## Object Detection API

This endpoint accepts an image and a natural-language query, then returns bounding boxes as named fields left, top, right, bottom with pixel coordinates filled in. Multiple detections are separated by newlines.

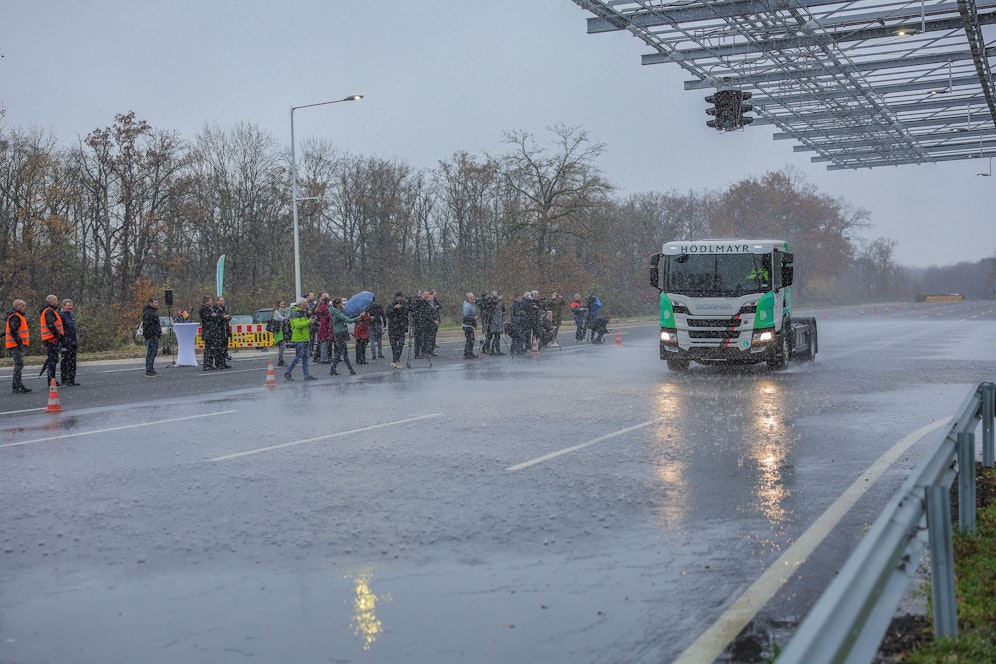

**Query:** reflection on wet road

left=3, top=300, right=995, bottom=663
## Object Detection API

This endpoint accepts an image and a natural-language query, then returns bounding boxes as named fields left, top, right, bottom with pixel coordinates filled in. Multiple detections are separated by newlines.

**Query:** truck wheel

left=767, top=332, right=789, bottom=370
left=666, top=357, right=690, bottom=372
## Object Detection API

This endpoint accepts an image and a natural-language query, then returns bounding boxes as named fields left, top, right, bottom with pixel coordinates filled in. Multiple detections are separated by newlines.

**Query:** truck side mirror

left=650, top=253, right=662, bottom=289
left=780, top=252, right=794, bottom=287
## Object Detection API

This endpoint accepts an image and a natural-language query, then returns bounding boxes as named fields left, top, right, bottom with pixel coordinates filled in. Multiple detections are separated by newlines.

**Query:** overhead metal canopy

left=569, top=0, right=996, bottom=169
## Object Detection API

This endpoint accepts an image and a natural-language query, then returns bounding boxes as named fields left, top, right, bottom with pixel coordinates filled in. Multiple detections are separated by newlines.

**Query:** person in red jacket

left=353, top=310, right=371, bottom=365
left=5, top=298, right=31, bottom=393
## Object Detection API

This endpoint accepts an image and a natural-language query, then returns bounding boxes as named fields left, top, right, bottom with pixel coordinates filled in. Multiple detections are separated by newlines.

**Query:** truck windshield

left=665, top=253, right=771, bottom=296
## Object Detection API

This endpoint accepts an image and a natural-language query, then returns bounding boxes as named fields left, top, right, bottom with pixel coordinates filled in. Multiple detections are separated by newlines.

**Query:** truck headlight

left=751, top=329, right=775, bottom=344
left=660, top=328, right=678, bottom=344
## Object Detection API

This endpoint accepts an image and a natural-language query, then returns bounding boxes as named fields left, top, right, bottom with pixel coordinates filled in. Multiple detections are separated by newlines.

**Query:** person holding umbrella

left=329, top=297, right=361, bottom=376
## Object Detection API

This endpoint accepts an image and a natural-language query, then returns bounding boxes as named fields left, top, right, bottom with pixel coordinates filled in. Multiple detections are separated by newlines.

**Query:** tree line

left=1, top=110, right=988, bottom=353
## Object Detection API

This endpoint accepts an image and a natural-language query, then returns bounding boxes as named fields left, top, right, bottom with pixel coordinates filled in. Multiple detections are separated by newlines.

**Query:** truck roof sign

left=662, top=239, right=789, bottom=255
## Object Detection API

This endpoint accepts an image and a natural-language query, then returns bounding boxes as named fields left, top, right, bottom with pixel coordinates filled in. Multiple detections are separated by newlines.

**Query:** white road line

left=506, top=418, right=664, bottom=471
left=207, top=413, right=443, bottom=462
left=1, top=410, right=239, bottom=449
left=0, top=407, right=46, bottom=416
left=673, top=418, right=949, bottom=664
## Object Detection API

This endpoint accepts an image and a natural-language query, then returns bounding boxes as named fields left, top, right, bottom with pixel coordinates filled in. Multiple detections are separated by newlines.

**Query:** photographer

left=462, top=293, right=478, bottom=359
left=283, top=298, right=317, bottom=380
left=480, top=291, right=505, bottom=355
left=386, top=291, right=410, bottom=369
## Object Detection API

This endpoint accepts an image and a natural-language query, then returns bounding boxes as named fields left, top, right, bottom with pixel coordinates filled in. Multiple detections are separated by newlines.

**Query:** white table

left=172, top=322, right=200, bottom=367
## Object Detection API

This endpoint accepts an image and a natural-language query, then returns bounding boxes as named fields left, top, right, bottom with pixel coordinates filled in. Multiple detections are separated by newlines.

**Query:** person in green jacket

left=284, top=298, right=317, bottom=381
left=329, top=297, right=360, bottom=376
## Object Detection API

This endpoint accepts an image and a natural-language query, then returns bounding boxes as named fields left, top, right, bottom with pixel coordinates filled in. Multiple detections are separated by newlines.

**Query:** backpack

left=265, top=317, right=279, bottom=333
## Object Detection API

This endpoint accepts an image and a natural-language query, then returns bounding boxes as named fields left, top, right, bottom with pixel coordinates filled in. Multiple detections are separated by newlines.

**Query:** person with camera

left=544, top=290, right=565, bottom=346
left=366, top=296, right=386, bottom=360
left=570, top=293, right=588, bottom=344
left=509, top=293, right=528, bottom=355
left=284, top=298, right=317, bottom=381
left=268, top=299, right=289, bottom=366
left=419, top=290, right=440, bottom=359
left=315, top=293, right=334, bottom=363
left=386, top=291, right=409, bottom=369
left=462, top=293, right=479, bottom=359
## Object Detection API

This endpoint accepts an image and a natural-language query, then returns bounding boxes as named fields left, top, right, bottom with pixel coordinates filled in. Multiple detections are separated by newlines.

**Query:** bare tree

left=498, top=124, right=613, bottom=277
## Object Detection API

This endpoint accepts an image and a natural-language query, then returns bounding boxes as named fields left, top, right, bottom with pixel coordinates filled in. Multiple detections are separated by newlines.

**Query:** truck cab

left=650, top=239, right=816, bottom=371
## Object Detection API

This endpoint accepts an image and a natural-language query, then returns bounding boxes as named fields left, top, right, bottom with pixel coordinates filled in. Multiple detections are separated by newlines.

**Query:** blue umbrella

left=343, top=291, right=374, bottom=317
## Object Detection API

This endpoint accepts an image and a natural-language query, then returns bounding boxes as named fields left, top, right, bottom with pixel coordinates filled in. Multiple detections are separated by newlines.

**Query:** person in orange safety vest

left=39, top=294, right=65, bottom=386
left=5, top=298, right=31, bottom=393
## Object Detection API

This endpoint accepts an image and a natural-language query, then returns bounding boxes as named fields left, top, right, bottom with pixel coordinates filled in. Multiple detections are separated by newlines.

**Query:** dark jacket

left=142, top=305, right=162, bottom=340
left=367, top=301, right=385, bottom=330
left=60, top=310, right=78, bottom=347
left=386, top=298, right=409, bottom=333
left=199, top=303, right=220, bottom=341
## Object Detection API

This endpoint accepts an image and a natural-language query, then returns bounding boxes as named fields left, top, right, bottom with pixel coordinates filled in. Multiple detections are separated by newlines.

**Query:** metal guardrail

left=777, top=382, right=996, bottom=664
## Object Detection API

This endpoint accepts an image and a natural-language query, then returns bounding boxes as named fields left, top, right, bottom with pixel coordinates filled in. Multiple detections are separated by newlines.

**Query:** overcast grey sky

left=2, top=1, right=991, bottom=267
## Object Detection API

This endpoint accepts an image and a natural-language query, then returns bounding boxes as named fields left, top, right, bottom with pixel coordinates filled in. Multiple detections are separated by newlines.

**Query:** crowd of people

left=4, top=294, right=80, bottom=394
left=4, top=288, right=612, bottom=392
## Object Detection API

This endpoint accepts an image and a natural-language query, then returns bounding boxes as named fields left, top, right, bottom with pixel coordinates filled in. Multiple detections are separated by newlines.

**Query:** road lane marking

left=0, top=410, right=239, bottom=449
left=673, top=417, right=949, bottom=664
left=506, top=418, right=665, bottom=471
left=0, top=407, right=46, bottom=416
left=207, top=413, right=443, bottom=461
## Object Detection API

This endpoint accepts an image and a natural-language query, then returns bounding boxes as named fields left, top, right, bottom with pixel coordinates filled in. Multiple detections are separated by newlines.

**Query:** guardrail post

left=957, top=432, right=977, bottom=535
left=982, top=383, right=995, bottom=468
left=925, top=485, right=958, bottom=640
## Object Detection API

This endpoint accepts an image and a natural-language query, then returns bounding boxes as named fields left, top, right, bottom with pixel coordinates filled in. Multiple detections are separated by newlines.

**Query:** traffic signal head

left=705, top=89, right=754, bottom=131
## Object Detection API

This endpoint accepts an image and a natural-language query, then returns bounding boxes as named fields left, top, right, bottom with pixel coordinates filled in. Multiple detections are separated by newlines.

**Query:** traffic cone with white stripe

left=45, top=378, right=63, bottom=413
left=265, top=359, right=277, bottom=388
left=615, top=329, right=622, bottom=345
left=531, top=335, right=539, bottom=355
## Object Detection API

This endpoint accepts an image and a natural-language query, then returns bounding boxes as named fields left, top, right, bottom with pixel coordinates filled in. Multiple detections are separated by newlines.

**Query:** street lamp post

left=290, top=94, right=363, bottom=299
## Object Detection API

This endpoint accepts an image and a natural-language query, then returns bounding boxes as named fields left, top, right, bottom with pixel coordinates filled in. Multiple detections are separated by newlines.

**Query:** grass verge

left=898, top=466, right=996, bottom=663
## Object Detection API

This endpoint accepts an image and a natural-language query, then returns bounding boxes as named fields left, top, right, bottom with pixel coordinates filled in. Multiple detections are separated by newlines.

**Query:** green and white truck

left=649, top=239, right=818, bottom=371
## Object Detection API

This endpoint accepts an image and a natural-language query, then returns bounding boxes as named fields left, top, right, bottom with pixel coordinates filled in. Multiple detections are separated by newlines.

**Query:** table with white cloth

left=171, top=322, right=200, bottom=367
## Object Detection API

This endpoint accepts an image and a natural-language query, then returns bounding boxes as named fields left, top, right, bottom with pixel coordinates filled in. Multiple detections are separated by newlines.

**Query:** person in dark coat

left=589, top=315, right=611, bottom=344
left=509, top=293, right=528, bottom=355
left=214, top=296, right=232, bottom=368
left=142, top=297, right=163, bottom=376
left=59, top=299, right=80, bottom=386
left=366, top=297, right=386, bottom=360
left=199, top=295, right=219, bottom=370
left=386, top=291, right=409, bottom=368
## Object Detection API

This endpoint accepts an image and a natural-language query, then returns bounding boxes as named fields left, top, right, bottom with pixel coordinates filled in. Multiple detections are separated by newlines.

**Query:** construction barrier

left=195, top=323, right=273, bottom=350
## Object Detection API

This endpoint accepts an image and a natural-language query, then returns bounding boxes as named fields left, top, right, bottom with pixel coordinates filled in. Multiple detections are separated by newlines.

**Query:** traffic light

left=705, top=89, right=754, bottom=131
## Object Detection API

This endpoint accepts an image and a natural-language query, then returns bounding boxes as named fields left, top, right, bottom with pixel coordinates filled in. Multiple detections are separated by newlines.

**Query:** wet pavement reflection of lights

left=350, top=570, right=388, bottom=650
left=652, top=382, right=690, bottom=528
left=746, top=379, right=794, bottom=526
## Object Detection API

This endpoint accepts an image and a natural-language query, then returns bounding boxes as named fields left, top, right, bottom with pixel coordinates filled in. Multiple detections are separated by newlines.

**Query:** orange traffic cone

left=265, top=359, right=277, bottom=388
left=615, top=329, right=622, bottom=345
left=45, top=378, right=63, bottom=413
left=531, top=335, right=539, bottom=355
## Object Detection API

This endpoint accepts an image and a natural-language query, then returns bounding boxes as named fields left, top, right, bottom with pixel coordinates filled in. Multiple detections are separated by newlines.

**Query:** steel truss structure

left=570, top=1, right=996, bottom=170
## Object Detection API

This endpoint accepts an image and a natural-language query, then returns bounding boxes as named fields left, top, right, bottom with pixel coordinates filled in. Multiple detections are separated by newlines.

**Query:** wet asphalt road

left=2, top=300, right=995, bottom=664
